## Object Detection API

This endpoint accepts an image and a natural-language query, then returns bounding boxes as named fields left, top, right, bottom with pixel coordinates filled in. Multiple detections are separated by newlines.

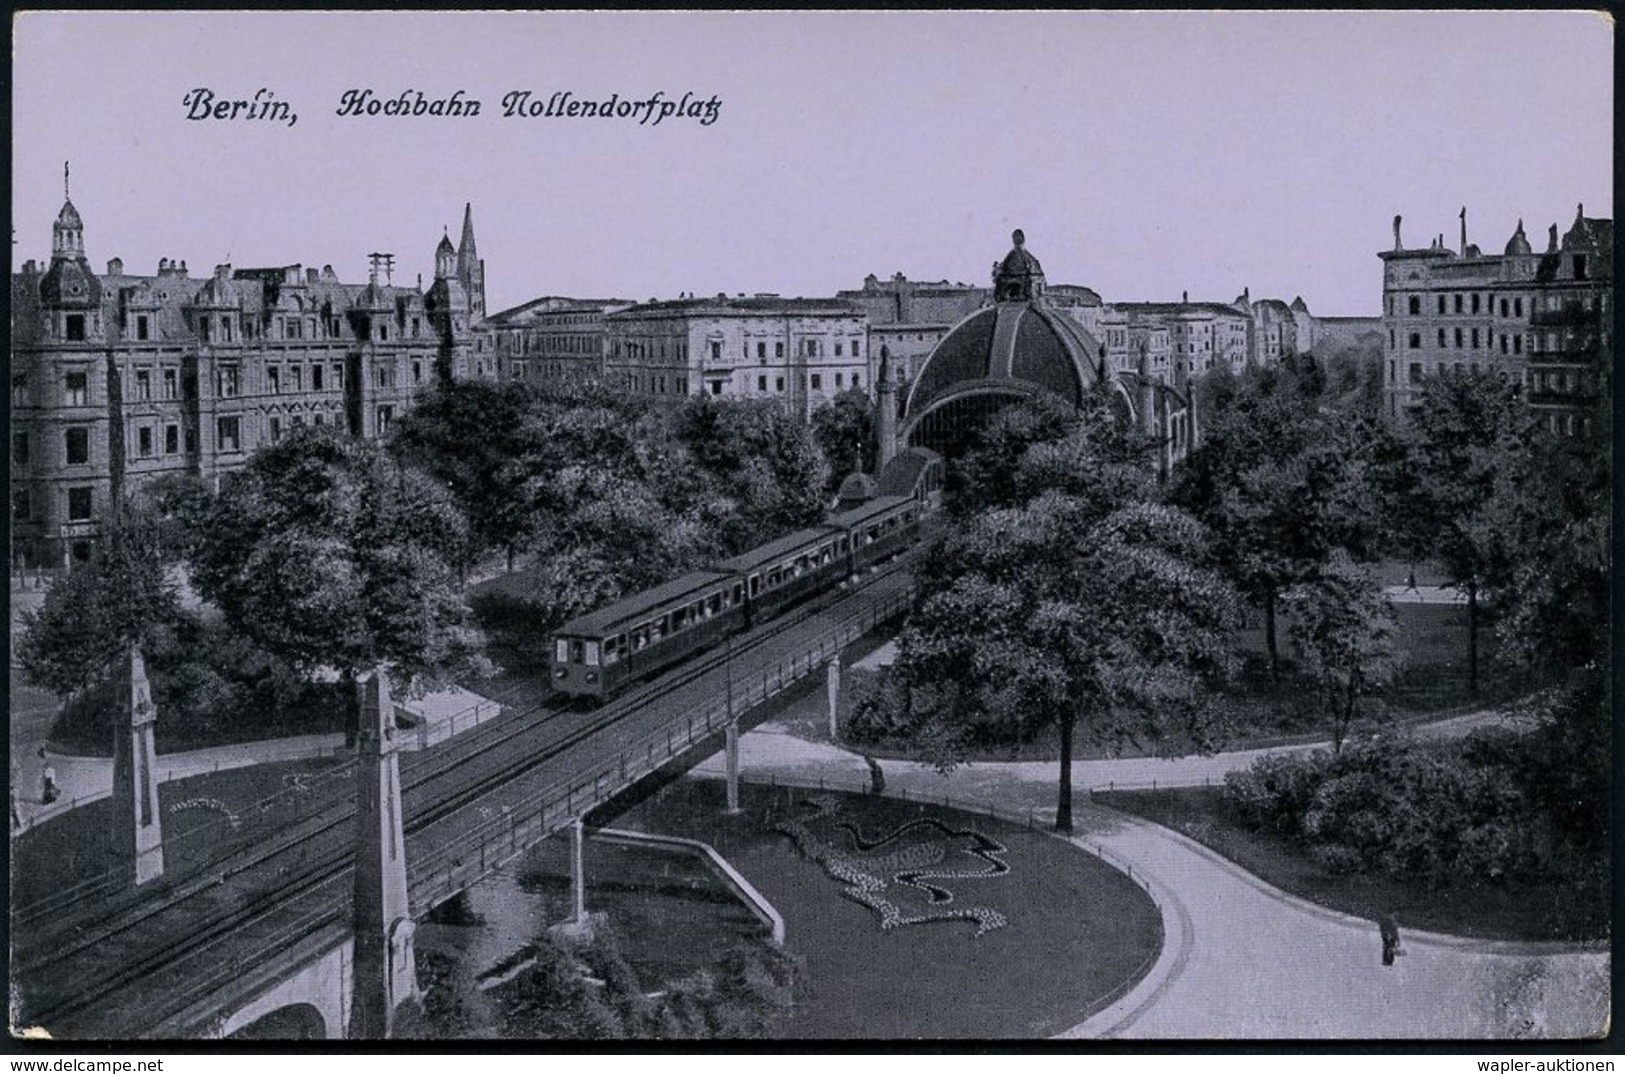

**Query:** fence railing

left=408, top=582, right=913, bottom=908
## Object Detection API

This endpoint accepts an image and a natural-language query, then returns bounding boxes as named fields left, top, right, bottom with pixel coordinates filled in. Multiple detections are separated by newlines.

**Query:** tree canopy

left=185, top=427, right=490, bottom=716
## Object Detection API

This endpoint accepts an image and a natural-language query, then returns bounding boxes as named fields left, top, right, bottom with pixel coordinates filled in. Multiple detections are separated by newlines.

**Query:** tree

left=1279, top=550, right=1399, bottom=753
left=669, top=394, right=829, bottom=549
left=388, top=380, right=536, bottom=570
left=17, top=509, right=180, bottom=696
left=895, top=494, right=1239, bottom=831
left=809, top=389, right=876, bottom=490
left=1400, top=369, right=1535, bottom=694
left=1171, top=364, right=1385, bottom=675
left=186, top=427, right=490, bottom=735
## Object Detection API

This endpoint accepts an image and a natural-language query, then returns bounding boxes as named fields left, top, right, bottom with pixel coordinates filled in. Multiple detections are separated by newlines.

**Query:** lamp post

left=724, top=628, right=740, bottom=814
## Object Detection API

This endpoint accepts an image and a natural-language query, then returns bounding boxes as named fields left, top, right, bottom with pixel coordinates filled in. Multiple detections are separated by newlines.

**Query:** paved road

left=690, top=688, right=1607, bottom=1040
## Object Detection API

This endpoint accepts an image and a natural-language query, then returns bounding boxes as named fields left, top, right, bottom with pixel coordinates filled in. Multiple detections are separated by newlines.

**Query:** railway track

left=14, top=556, right=918, bottom=1036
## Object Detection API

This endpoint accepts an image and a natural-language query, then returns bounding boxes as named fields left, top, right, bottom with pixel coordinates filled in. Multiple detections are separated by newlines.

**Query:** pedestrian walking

left=863, top=754, right=886, bottom=795
left=1404, top=567, right=1419, bottom=593
left=1377, top=911, right=1401, bottom=966
left=40, top=763, right=58, bottom=806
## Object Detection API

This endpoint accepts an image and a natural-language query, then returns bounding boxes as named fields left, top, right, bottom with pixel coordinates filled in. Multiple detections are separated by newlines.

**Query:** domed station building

left=876, top=230, right=1197, bottom=475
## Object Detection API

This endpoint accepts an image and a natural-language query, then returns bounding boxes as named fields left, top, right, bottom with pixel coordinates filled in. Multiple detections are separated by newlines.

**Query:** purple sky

left=12, top=11, right=1613, bottom=316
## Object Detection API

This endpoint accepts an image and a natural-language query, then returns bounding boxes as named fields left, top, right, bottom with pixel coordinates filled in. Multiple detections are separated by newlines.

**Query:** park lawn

left=1097, top=787, right=1608, bottom=943
left=601, top=778, right=1164, bottom=1039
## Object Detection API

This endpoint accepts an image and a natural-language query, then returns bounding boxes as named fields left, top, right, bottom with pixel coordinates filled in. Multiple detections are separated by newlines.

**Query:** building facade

left=603, top=296, right=869, bottom=419
left=837, top=273, right=988, bottom=391
left=483, top=296, right=634, bottom=385
left=1105, top=298, right=1253, bottom=379
left=1378, top=205, right=1613, bottom=431
left=10, top=184, right=489, bottom=569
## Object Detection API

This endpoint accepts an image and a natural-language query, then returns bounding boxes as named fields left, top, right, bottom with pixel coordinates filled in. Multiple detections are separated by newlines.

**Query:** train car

left=717, top=523, right=851, bottom=628
left=551, top=568, right=743, bottom=701
left=829, top=494, right=921, bottom=574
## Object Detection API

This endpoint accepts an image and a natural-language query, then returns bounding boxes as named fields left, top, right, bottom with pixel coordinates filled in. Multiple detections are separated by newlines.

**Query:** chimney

left=307, top=267, right=319, bottom=283
left=107, top=257, right=123, bottom=275
left=1182, top=290, right=1189, bottom=304
left=1392, top=214, right=1403, bottom=252
left=178, top=261, right=188, bottom=276
left=1459, top=207, right=1467, bottom=257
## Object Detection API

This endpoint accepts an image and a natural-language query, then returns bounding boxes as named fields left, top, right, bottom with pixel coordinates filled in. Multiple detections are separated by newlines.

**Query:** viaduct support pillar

left=826, top=656, right=842, bottom=741
left=570, top=816, right=587, bottom=924
left=724, top=720, right=742, bottom=814
left=348, top=668, right=416, bottom=1040
left=111, top=649, right=164, bottom=885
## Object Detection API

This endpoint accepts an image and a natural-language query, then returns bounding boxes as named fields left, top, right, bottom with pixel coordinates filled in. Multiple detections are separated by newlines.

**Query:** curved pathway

left=693, top=725, right=1609, bottom=1039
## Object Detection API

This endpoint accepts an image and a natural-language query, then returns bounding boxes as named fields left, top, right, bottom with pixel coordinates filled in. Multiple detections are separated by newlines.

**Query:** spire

left=1459, top=206, right=1467, bottom=256
left=64, top=160, right=70, bottom=201
left=458, top=202, right=477, bottom=261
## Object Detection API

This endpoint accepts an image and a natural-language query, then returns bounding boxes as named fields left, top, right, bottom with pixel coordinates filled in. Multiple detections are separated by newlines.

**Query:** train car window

left=652, top=618, right=668, bottom=642
left=749, top=574, right=760, bottom=597
left=584, top=640, right=600, bottom=667
left=603, top=636, right=622, bottom=665
left=632, top=626, right=649, bottom=652
left=766, top=568, right=780, bottom=587
left=708, top=593, right=722, bottom=616
left=555, top=638, right=569, bottom=663
left=671, top=608, right=687, bottom=632
left=840, top=537, right=849, bottom=553
left=733, top=583, right=744, bottom=603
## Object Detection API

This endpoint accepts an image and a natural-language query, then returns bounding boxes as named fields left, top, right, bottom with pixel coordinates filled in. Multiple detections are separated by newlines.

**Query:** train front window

left=584, top=641, right=600, bottom=666
left=555, top=639, right=569, bottom=663
left=603, top=637, right=623, bottom=665
left=570, top=639, right=585, bottom=663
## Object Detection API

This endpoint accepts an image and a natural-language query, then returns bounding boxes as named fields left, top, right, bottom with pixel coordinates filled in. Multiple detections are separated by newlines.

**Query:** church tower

left=456, top=203, right=485, bottom=323
left=39, top=162, right=103, bottom=340
left=426, top=226, right=472, bottom=384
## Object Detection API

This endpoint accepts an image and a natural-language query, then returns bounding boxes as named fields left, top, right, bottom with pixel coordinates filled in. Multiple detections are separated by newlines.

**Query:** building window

left=136, top=315, right=150, bottom=341
left=65, top=314, right=86, bottom=341
left=13, top=489, right=31, bottom=521
left=12, top=433, right=28, bottom=466
left=1437, top=329, right=1446, bottom=347
left=852, top=373, right=860, bottom=388
left=710, top=380, right=725, bottom=396
left=285, top=317, right=303, bottom=340
left=835, top=372, right=844, bottom=388
left=757, top=342, right=767, bottom=361
left=133, top=369, right=151, bottom=401
left=67, top=487, right=93, bottom=521
left=1574, top=255, right=1588, bottom=280
left=1471, top=328, right=1480, bottom=349
left=269, top=417, right=283, bottom=443
left=775, top=376, right=785, bottom=392
left=1499, top=298, right=1509, bottom=318
left=218, top=367, right=239, bottom=398
left=65, top=428, right=90, bottom=465
left=377, top=405, right=394, bottom=433
left=412, top=361, right=423, bottom=385
left=11, top=376, right=28, bottom=407
left=1409, top=362, right=1422, bottom=383
left=1407, top=295, right=1420, bottom=315
left=810, top=374, right=823, bottom=390
left=1408, top=333, right=1421, bottom=350
left=411, top=317, right=421, bottom=338
left=1454, top=294, right=1463, bottom=314
left=288, top=366, right=302, bottom=392
left=1436, top=295, right=1445, bottom=315
left=852, top=340, right=860, bottom=357
left=198, top=317, right=211, bottom=343
left=160, top=368, right=177, bottom=400
left=217, top=416, right=241, bottom=452
left=1514, top=297, right=1524, bottom=317
left=710, top=340, right=722, bottom=360
left=268, top=367, right=281, bottom=394
left=165, top=425, right=179, bottom=454
left=775, top=342, right=785, bottom=359
left=758, top=375, right=768, bottom=392
left=834, top=343, right=843, bottom=357
left=65, top=372, right=88, bottom=406
left=313, top=413, right=325, bottom=427
left=1471, top=294, right=1481, bottom=314
left=136, top=426, right=152, bottom=457
left=220, top=317, right=234, bottom=342
left=312, top=365, right=325, bottom=391
left=1454, top=328, right=1463, bottom=349
left=1514, top=335, right=1522, bottom=355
